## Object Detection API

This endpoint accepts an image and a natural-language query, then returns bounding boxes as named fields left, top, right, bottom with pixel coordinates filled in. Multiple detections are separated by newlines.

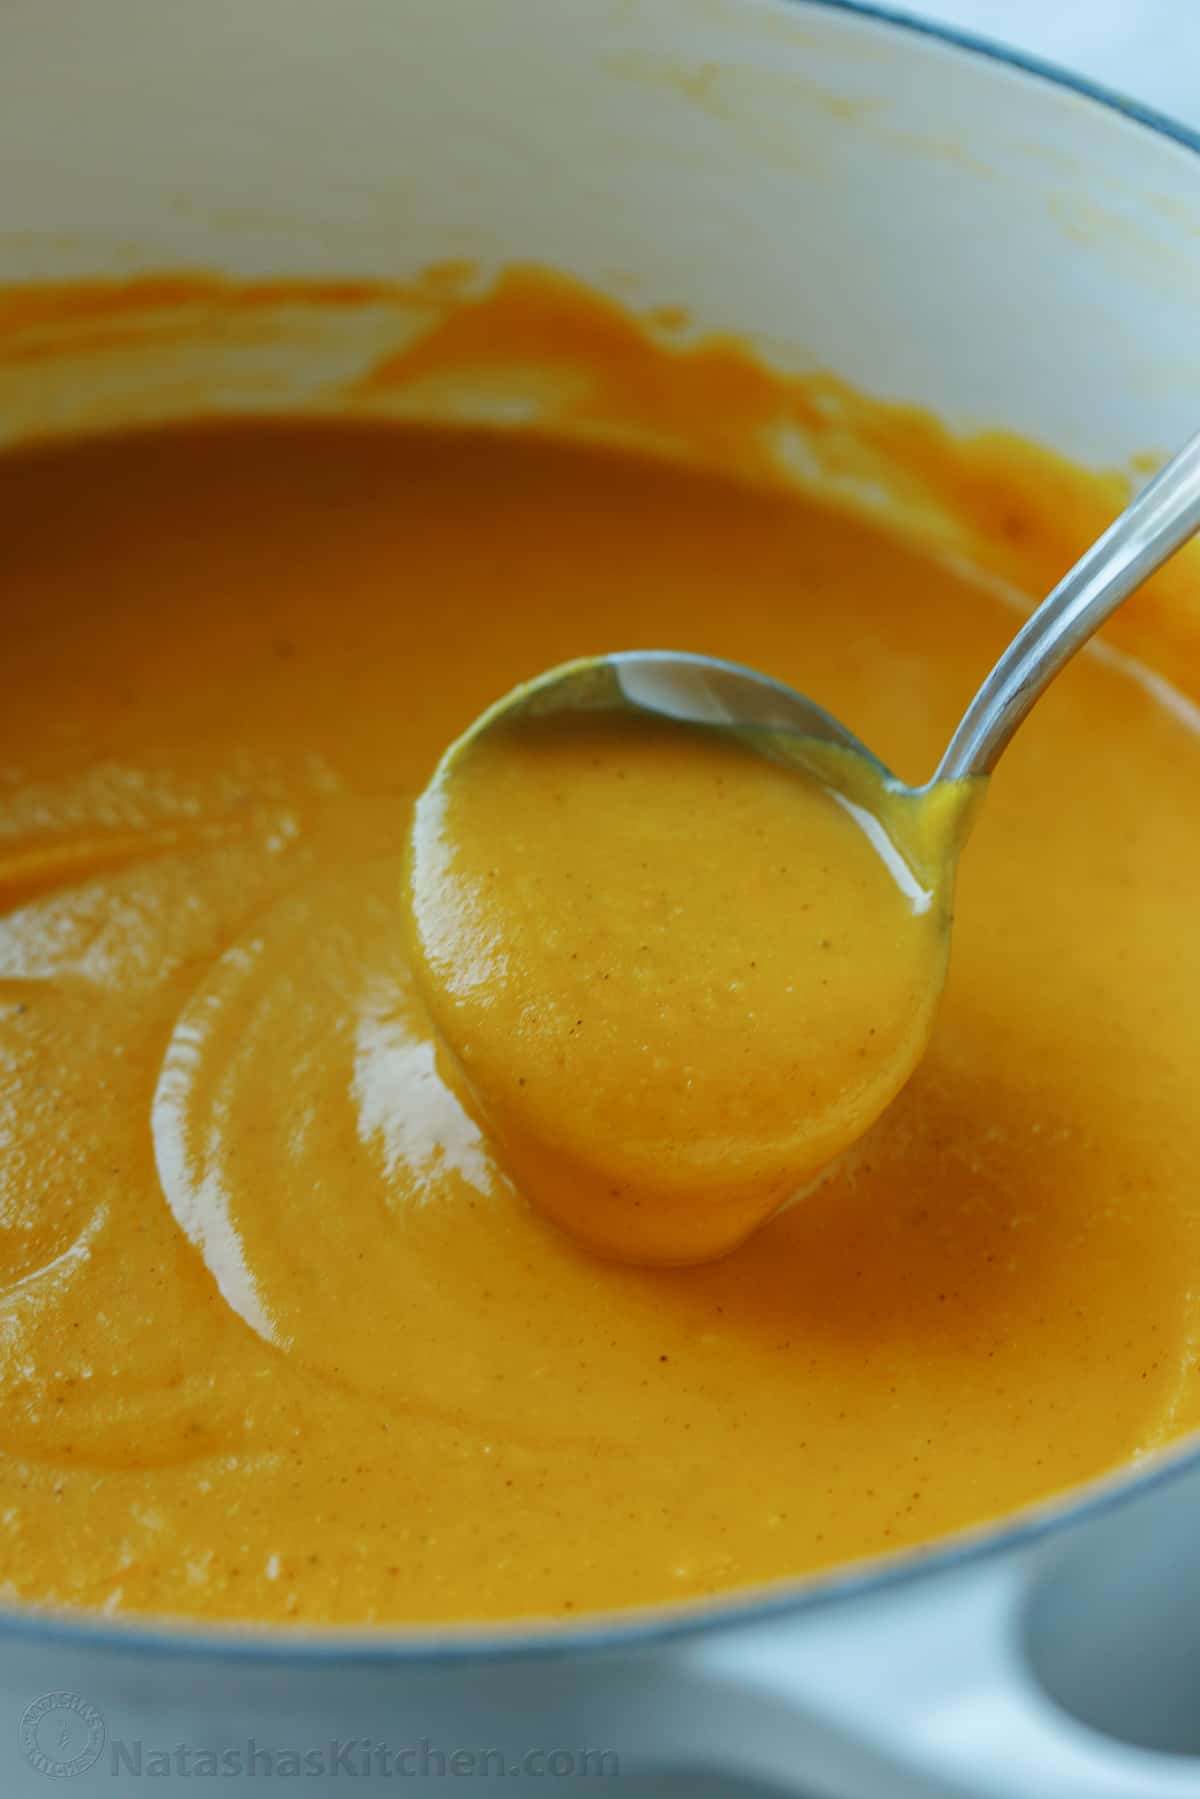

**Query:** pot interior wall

left=2, top=0, right=1199, bottom=468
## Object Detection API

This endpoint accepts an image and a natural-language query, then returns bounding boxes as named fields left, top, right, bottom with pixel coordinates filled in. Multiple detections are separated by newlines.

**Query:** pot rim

left=5, top=0, right=1199, bottom=1667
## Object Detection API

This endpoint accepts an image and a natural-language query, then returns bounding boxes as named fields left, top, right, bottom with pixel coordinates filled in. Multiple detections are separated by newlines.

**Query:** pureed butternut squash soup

left=407, top=702, right=970, bottom=1267
left=2, top=267, right=1200, bottom=1627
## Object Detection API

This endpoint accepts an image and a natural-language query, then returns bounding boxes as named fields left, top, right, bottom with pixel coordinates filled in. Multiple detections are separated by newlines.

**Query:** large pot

left=2, top=3, right=1200, bottom=1794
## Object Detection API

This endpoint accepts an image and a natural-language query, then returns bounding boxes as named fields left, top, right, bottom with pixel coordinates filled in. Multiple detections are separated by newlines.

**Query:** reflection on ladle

left=408, top=429, right=1200, bottom=1264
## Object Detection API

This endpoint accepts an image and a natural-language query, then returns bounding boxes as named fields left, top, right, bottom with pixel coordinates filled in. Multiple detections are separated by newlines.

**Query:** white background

left=912, top=0, right=1199, bottom=127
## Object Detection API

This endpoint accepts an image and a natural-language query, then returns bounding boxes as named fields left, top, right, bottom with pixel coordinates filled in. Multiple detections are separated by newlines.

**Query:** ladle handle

left=934, top=429, right=1200, bottom=785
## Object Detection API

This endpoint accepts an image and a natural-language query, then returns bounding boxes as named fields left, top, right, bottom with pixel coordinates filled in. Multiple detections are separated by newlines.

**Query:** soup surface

left=408, top=706, right=961, bottom=1264
left=2, top=283, right=1200, bottom=1626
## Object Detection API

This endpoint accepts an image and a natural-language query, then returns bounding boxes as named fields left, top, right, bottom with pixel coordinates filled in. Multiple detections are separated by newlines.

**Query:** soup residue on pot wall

left=0, top=264, right=1198, bottom=1626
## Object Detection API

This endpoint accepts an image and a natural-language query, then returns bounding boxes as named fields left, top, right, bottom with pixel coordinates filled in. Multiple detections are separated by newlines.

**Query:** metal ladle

left=455, top=427, right=1200, bottom=800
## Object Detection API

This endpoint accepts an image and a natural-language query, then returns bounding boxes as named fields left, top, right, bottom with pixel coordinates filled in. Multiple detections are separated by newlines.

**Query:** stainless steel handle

left=935, top=430, right=1200, bottom=785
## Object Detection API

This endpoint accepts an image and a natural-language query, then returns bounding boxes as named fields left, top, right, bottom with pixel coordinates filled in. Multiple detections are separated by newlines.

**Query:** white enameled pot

left=2, top=3, right=1200, bottom=1795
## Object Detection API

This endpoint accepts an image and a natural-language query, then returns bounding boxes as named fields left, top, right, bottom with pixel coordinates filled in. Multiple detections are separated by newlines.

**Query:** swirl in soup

left=0, top=270, right=1198, bottom=1625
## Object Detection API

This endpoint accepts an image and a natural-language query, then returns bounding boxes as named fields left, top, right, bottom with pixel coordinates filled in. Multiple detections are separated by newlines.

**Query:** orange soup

left=408, top=704, right=966, bottom=1264
left=1, top=273, right=1199, bottom=1626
